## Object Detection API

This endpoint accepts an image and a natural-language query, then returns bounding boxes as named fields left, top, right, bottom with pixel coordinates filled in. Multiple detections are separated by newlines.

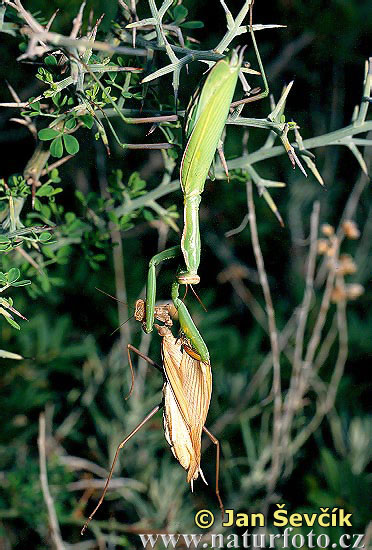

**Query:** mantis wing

left=180, top=53, right=241, bottom=198
left=161, top=331, right=212, bottom=483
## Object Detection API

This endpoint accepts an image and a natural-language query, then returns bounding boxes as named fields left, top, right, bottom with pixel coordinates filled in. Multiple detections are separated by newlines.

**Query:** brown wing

left=179, top=352, right=212, bottom=482
left=161, top=331, right=212, bottom=482
left=161, top=332, right=193, bottom=428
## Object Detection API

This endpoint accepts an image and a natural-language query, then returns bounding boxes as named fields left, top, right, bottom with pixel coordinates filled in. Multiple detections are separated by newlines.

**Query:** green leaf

left=0, top=272, right=7, bottom=283
left=92, top=254, right=106, bottom=262
left=79, top=114, right=94, bottom=129
left=11, top=280, right=31, bottom=287
left=173, top=5, right=188, bottom=22
left=143, top=209, right=154, bottom=222
left=63, top=134, right=79, bottom=155
left=33, top=197, right=42, bottom=211
left=65, top=212, right=76, bottom=224
left=65, top=118, right=77, bottom=130
left=50, top=168, right=60, bottom=182
left=44, top=54, right=57, bottom=66
left=39, top=232, right=52, bottom=243
left=28, top=100, right=40, bottom=112
left=38, top=128, right=60, bottom=141
left=128, top=171, right=146, bottom=193
left=50, top=136, right=63, bottom=158
left=36, top=184, right=54, bottom=197
left=7, top=268, right=20, bottom=283
left=108, top=211, right=119, bottom=224
left=180, top=21, right=204, bottom=29
left=75, top=191, right=86, bottom=205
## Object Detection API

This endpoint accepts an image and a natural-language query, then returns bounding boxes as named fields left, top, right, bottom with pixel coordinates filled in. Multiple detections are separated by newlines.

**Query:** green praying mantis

left=138, top=28, right=271, bottom=363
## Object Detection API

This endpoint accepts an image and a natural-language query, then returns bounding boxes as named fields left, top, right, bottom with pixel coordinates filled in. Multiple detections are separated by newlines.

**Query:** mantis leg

left=171, top=281, right=209, bottom=363
left=81, top=403, right=163, bottom=534
left=203, top=426, right=224, bottom=519
left=125, top=343, right=164, bottom=399
left=217, top=140, right=229, bottom=180
left=144, top=245, right=182, bottom=334
left=81, top=344, right=167, bottom=535
left=142, top=248, right=210, bottom=363
left=178, top=194, right=201, bottom=286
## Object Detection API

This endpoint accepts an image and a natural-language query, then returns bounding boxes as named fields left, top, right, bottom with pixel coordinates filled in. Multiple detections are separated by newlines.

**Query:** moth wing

left=161, top=336, right=192, bottom=428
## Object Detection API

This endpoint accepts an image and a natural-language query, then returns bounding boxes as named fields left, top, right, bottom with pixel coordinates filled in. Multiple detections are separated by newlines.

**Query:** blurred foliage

left=0, top=1, right=371, bottom=549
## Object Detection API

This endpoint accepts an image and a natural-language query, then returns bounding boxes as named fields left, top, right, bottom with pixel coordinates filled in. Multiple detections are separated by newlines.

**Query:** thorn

left=146, top=124, right=157, bottom=136
left=276, top=210, right=285, bottom=228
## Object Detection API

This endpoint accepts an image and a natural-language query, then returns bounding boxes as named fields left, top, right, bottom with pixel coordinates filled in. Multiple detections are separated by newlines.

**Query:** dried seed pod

left=345, top=283, right=364, bottom=300
left=317, top=239, right=329, bottom=255
left=321, top=223, right=335, bottom=237
left=338, top=254, right=357, bottom=276
left=342, top=220, right=360, bottom=239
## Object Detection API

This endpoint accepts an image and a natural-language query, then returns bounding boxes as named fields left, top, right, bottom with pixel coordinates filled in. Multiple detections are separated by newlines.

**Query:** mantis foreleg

left=144, top=245, right=181, bottom=334
left=140, top=246, right=210, bottom=363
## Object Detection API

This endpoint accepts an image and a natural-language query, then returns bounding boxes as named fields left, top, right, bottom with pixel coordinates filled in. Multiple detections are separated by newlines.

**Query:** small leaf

left=75, top=191, right=86, bottom=205
left=143, top=209, right=155, bottom=222
left=63, top=134, right=79, bottom=155
left=7, top=268, right=20, bottom=283
left=11, top=280, right=32, bottom=287
left=180, top=21, right=204, bottom=29
left=79, top=114, right=94, bottom=129
left=65, top=118, right=77, bottom=130
left=108, top=211, right=119, bottom=224
left=36, top=184, right=54, bottom=197
left=39, top=232, right=52, bottom=243
left=44, top=54, right=57, bottom=67
left=92, top=254, right=106, bottom=262
left=65, top=212, right=76, bottom=224
left=29, top=100, right=40, bottom=112
left=173, top=5, right=188, bottom=22
left=50, top=136, right=63, bottom=158
left=38, top=128, right=60, bottom=141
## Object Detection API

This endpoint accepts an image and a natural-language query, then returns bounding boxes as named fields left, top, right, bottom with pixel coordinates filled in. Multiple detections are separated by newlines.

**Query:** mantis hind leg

left=81, top=403, right=163, bottom=535
left=203, top=426, right=224, bottom=519
left=82, top=345, right=165, bottom=534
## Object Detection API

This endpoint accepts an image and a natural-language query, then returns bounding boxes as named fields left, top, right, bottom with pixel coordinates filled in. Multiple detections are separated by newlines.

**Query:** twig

left=281, top=202, right=320, bottom=448
left=247, top=181, right=282, bottom=495
left=38, top=413, right=66, bottom=550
